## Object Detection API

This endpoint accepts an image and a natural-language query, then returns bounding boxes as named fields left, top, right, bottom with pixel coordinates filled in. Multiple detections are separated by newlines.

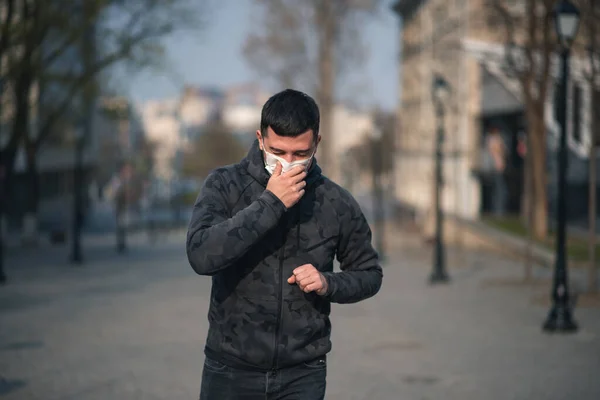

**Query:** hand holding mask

left=266, top=162, right=307, bottom=209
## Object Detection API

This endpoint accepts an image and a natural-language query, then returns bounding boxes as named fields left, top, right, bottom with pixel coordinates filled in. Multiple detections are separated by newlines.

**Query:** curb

left=446, top=215, right=598, bottom=269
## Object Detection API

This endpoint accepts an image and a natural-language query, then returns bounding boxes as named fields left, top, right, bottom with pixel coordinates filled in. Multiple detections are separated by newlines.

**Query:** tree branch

left=537, top=2, right=554, bottom=105
left=584, top=0, right=600, bottom=82
left=35, top=22, right=173, bottom=147
left=490, top=0, right=530, bottom=89
left=0, top=0, right=15, bottom=59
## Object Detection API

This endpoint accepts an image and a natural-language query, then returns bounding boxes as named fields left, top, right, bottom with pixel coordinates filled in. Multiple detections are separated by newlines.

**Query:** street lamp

left=116, top=161, right=131, bottom=253
left=543, top=0, right=580, bottom=333
left=371, top=125, right=385, bottom=262
left=70, top=20, right=95, bottom=265
left=115, top=101, right=131, bottom=254
left=0, top=141, right=7, bottom=283
left=429, top=74, right=451, bottom=284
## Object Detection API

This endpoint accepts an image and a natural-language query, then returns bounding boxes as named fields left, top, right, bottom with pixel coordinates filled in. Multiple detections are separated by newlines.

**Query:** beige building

left=329, top=105, right=377, bottom=190
left=139, top=97, right=183, bottom=181
left=392, top=0, right=600, bottom=231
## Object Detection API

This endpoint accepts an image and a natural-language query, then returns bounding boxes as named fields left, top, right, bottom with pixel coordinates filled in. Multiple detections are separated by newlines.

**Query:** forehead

left=264, top=127, right=314, bottom=151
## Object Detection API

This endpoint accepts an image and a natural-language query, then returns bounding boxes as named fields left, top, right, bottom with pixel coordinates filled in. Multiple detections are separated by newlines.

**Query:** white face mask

left=261, top=141, right=314, bottom=175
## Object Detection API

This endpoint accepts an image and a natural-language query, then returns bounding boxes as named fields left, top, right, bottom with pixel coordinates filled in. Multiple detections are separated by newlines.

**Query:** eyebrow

left=270, top=146, right=312, bottom=154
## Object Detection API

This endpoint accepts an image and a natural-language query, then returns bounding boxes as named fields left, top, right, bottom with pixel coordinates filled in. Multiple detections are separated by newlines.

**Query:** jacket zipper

left=272, top=206, right=301, bottom=371
left=271, top=227, right=286, bottom=370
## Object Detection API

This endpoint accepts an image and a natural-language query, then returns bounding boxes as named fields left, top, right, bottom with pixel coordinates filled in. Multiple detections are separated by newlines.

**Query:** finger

left=291, top=171, right=308, bottom=184
left=296, top=272, right=314, bottom=283
left=293, top=264, right=312, bottom=275
left=304, top=282, right=321, bottom=293
left=286, top=165, right=306, bottom=177
left=295, top=181, right=307, bottom=192
left=299, top=279, right=317, bottom=291
left=287, top=275, right=296, bottom=284
left=274, top=161, right=283, bottom=176
left=293, top=267, right=313, bottom=280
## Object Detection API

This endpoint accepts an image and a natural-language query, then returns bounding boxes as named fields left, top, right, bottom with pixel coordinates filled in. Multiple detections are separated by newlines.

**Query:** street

left=1, top=230, right=599, bottom=400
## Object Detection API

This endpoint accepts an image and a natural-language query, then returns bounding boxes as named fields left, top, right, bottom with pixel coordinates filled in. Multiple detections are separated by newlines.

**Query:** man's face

left=256, top=127, right=320, bottom=163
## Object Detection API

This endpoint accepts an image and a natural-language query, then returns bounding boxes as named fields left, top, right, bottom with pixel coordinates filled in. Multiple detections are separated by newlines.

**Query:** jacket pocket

left=219, top=295, right=279, bottom=368
left=302, top=356, right=327, bottom=369
left=204, top=357, right=229, bottom=372
left=282, top=297, right=330, bottom=348
left=296, top=220, right=338, bottom=272
left=303, top=236, right=336, bottom=252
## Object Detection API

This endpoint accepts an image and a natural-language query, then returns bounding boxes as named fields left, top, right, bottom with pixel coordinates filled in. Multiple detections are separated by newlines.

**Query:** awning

left=480, top=66, right=523, bottom=116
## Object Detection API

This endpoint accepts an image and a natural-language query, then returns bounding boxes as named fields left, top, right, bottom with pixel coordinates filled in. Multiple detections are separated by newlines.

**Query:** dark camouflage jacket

left=186, top=139, right=383, bottom=371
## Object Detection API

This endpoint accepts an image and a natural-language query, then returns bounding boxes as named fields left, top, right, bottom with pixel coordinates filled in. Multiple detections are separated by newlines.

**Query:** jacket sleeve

left=322, top=192, right=383, bottom=304
left=186, top=170, right=286, bottom=275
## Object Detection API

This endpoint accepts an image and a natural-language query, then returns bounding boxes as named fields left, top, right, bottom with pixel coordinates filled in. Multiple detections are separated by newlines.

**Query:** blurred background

left=1, top=0, right=600, bottom=399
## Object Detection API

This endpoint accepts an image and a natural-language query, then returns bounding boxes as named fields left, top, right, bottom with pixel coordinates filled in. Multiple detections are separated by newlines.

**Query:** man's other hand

left=288, top=264, right=328, bottom=296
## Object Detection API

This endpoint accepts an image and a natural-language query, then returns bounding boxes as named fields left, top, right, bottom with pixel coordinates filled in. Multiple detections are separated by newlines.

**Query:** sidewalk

left=1, top=227, right=599, bottom=399
left=328, top=242, right=600, bottom=400
left=2, top=228, right=187, bottom=284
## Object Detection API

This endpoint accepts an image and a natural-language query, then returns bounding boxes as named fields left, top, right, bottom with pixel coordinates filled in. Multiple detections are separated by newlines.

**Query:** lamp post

left=70, top=17, right=95, bottom=265
left=430, top=74, right=451, bottom=284
left=0, top=76, right=5, bottom=283
left=371, top=125, right=385, bottom=262
left=70, top=125, right=85, bottom=264
left=0, top=147, right=6, bottom=284
left=543, top=0, right=580, bottom=333
left=116, top=101, right=131, bottom=254
left=116, top=163, right=128, bottom=253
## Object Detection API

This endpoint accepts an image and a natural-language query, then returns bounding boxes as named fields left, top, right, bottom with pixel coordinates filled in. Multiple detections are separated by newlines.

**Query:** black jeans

left=199, top=357, right=327, bottom=400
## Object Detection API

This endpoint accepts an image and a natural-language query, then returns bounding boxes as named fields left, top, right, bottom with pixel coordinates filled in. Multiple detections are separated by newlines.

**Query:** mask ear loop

left=260, top=140, right=269, bottom=168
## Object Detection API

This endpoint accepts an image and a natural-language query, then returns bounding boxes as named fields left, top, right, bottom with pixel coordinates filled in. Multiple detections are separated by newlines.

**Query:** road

left=1, top=230, right=599, bottom=399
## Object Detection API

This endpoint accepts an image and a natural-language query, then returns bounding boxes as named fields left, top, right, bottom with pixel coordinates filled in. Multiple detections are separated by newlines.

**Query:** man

left=486, top=126, right=508, bottom=216
left=187, top=89, right=383, bottom=399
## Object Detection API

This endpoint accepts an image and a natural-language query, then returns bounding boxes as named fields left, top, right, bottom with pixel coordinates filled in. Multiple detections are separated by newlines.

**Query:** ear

left=314, top=134, right=321, bottom=153
left=256, top=130, right=263, bottom=149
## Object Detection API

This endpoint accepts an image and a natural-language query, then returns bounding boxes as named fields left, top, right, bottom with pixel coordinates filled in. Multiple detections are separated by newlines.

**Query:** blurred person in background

left=187, top=89, right=383, bottom=399
left=115, top=162, right=133, bottom=251
left=140, top=181, right=157, bottom=243
left=486, top=126, right=508, bottom=216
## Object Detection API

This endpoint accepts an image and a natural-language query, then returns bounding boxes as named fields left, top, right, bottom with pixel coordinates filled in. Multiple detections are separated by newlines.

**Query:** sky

left=124, top=0, right=401, bottom=112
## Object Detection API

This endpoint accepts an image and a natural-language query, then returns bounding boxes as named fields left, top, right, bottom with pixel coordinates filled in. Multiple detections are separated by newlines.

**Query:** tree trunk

left=521, top=139, right=532, bottom=223
left=11, top=65, right=34, bottom=239
left=0, top=83, right=20, bottom=258
left=524, top=130, right=534, bottom=281
left=22, top=144, right=40, bottom=244
left=11, top=60, right=35, bottom=243
left=315, top=2, right=336, bottom=180
left=589, top=130, right=598, bottom=294
left=528, top=108, right=548, bottom=240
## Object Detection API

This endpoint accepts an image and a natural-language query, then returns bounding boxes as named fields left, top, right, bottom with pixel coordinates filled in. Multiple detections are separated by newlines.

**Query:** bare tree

left=181, top=122, right=247, bottom=180
left=578, top=0, right=600, bottom=293
left=487, top=0, right=556, bottom=241
left=243, top=0, right=380, bottom=177
left=0, top=0, right=207, bottom=237
left=346, top=110, right=395, bottom=177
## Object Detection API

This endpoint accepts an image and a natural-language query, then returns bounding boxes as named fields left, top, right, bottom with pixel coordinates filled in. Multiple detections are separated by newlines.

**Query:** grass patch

left=482, top=215, right=600, bottom=263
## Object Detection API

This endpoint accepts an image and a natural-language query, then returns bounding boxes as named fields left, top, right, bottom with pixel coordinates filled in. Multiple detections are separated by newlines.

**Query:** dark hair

left=260, top=89, right=320, bottom=140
